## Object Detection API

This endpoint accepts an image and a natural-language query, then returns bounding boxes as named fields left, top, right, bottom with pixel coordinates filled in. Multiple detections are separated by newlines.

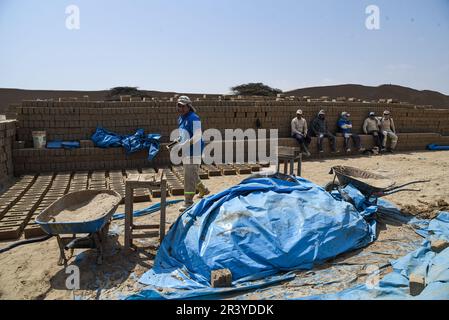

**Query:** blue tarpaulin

left=91, top=127, right=161, bottom=160
left=302, top=212, right=449, bottom=300
left=427, top=144, right=449, bottom=151
left=127, top=174, right=379, bottom=300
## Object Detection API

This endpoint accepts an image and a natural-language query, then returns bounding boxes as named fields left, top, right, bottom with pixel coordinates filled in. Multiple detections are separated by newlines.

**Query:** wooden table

left=124, top=172, right=167, bottom=250
left=277, top=146, right=303, bottom=176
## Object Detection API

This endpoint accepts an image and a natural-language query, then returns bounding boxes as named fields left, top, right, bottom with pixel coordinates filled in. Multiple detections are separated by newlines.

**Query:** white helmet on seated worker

left=369, top=111, right=375, bottom=116
left=383, top=110, right=391, bottom=115
left=296, top=109, right=303, bottom=115
left=318, top=109, right=325, bottom=115
left=177, top=95, right=197, bottom=112
left=341, top=111, right=350, bottom=118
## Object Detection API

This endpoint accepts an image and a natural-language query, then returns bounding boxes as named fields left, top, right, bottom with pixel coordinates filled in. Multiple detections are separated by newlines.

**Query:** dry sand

left=51, top=193, right=116, bottom=223
left=0, top=150, right=448, bottom=300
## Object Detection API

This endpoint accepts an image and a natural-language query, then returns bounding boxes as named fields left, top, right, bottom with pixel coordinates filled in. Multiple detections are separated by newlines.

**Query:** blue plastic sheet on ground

left=91, top=127, right=161, bottom=160
left=47, top=140, right=80, bottom=149
left=112, top=200, right=183, bottom=220
left=299, top=211, right=449, bottom=300
left=427, top=143, right=449, bottom=151
left=126, top=175, right=379, bottom=300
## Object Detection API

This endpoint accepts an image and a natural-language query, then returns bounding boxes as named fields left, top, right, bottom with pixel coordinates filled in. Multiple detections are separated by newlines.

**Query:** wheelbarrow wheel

left=324, top=180, right=340, bottom=192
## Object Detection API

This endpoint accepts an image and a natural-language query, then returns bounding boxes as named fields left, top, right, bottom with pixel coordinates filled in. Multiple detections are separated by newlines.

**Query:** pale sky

left=1, top=0, right=448, bottom=94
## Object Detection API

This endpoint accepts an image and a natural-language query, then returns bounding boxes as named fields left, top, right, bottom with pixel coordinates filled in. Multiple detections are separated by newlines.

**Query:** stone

left=409, top=273, right=426, bottom=296
left=430, top=239, right=449, bottom=253
left=211, top=269, right=232, bottom=288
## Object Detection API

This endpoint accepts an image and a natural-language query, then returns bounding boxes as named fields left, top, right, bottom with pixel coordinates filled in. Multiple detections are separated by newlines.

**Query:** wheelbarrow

left=36, top=190, right=122, bottom=265
left=325, top=166, right=430, bottom=203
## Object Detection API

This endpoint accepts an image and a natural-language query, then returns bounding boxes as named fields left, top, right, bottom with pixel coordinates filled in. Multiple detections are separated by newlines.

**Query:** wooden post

left=124, top=183, right=134, bottom=250
left=159, top=179, right=167, bottom=242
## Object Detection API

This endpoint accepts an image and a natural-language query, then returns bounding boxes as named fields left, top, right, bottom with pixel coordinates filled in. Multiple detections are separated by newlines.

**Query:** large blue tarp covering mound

left=91, top=127, right=161, bottom=160
left=127, top=174, right=378, bottom=300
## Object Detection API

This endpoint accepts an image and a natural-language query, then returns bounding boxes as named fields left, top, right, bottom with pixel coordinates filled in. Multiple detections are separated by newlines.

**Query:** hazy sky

left=0, top=0, right=448, bottom=94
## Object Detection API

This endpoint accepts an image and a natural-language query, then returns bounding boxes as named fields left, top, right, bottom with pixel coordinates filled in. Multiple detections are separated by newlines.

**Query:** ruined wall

left=0, top=120, right=16, bottom=189
left=9, top=100, right=449, bottom=174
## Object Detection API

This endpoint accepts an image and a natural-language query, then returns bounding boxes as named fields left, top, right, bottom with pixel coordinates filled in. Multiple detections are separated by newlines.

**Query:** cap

left=318, top=109, right=325, bottom=115
left=383, top=110, right=391, bottom=115
left=177, top=95, right=196, bottom=112
left=341, top=111, right=350, bottom=117
left=296, top=109, right=303, bottom=115
left=369, top=112, right=375, bottom=116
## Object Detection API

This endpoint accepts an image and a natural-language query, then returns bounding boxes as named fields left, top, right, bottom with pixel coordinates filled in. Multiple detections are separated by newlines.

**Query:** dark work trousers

left=317, top=132, right=337, bottom=152
left=368, top=130, right=383, bottom=149
left=292, top=133, right=311, bottom=152
left=343, top=133, right=361, bottom=150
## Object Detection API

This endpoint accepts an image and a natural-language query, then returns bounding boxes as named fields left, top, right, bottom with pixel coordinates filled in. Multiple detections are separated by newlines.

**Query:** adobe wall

left=0, top=120, right=16, bottom=189
left=7, top=100, right=449, bottom=174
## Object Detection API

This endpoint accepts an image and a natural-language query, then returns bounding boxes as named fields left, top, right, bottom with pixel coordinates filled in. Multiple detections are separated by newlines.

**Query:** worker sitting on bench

left=380, top=110, right=398, bottom=153
left=363, top=111, right=383, bottom=150
left=337, top=112, right=364, bottom=153
left=291, top=109, right=311, bottom=157
left=309, top=110, right=339, bottom=153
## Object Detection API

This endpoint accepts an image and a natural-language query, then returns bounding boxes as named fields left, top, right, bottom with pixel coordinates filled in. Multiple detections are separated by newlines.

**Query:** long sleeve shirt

left=310, top=117, right=329, bottom=136
left=363, top=117, right=380, bottom=134
left=337, top=118, right=353, bottom=135
left=291, top=117, right=308, bottom=136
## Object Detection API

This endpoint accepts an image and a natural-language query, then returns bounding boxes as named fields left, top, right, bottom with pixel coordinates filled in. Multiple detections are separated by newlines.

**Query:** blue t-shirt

left=178, top=111, right=204, bottom=157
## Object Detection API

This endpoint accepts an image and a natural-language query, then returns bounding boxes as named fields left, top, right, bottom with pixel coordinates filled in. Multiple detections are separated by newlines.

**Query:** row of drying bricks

left=0, top=163, right=266, bottom=241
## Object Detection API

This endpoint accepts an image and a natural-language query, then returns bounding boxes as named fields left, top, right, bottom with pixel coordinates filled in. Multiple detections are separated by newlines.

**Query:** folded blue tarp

left=47, top=140, right=80, bottom=149
left=427, top=144, right=449, bottom=151
left=91, top=127, right=161, bottom=160
left=127, top=175, right=378, bottom=300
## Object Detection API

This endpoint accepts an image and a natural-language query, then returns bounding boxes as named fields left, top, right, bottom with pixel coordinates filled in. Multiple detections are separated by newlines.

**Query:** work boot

left=302, top=150, right=311, bottom=157
left=197, top=182, right=210, bottom=199
left=346, top=148, right=351, bottom=153
left=179, top=194, right=194, bottom=212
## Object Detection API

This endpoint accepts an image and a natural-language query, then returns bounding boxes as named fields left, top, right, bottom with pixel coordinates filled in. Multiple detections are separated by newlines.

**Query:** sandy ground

left=0, top=150, right=448, bottom=300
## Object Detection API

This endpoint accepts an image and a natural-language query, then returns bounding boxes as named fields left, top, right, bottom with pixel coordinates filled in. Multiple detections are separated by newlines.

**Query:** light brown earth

left=0, top=150, right=448, bottom=300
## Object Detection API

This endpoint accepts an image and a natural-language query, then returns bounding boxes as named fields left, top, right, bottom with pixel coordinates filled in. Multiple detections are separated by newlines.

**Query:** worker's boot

left=197, top=182, right=210, bottom=199
left=179, top=194, right=194, bottom=212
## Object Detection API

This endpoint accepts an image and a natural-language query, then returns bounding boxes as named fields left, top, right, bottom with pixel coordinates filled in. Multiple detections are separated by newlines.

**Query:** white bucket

left=32, top=131, right=47, bottom=149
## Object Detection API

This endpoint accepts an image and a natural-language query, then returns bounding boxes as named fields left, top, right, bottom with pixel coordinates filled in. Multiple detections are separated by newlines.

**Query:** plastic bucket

left=32, top=131, right=47, bottom=149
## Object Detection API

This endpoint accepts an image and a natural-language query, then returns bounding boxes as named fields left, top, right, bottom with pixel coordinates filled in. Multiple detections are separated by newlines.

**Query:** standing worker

left=291, top=109, right=311, bottom=156
left=172, top=96, right=210, bottom=212
left=380, top=110, right=398, bottom=153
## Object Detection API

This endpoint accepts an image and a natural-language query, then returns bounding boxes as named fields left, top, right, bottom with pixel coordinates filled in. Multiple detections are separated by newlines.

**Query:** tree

left=231, top=83, right=282, bottom=96
left=107, top=86, right=151, bottom=100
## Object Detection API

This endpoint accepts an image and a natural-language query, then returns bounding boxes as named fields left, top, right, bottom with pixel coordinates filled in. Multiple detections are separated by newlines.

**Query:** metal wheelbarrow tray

left=36, top=190, right=121, bottom=265
left=327, top=165, right=430, bottom=201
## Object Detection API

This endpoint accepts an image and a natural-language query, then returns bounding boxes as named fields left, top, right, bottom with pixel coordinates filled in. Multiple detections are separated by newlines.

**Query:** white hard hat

left=383, top=110, right=391, bottom=115
left=318, top=109, right=325, bottom=115
left=341, top=111, right=350, bottom=117
left=296, top=109, right=303, bottom=115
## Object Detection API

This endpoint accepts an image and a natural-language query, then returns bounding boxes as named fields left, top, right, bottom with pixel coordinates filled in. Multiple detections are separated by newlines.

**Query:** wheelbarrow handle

left=382, top=188, right=422, bottom=196
left=385, top=179, right=431, bottom=191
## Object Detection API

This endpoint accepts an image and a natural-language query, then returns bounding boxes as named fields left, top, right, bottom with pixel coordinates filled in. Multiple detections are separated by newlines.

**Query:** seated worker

left=309, top=109, right=339, bottom=153
left=337, top=112, right=363, bottom=153
left=291, top=109, right=311, bottom=157
left=380, top=110, right=398, bottom=153
left=363, top=111, right=383, bottom=150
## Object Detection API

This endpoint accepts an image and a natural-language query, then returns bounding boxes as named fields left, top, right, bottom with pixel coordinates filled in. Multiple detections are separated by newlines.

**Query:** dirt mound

left=400, top=199, right=449, bottom=220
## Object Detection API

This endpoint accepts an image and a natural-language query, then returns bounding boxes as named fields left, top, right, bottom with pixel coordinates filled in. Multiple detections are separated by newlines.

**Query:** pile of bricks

left=0, top=120, right=16, bottom=191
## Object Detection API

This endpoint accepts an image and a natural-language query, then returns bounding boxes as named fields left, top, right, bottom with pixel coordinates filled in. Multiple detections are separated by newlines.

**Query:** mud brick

left=211, top=269, right=232, bottom=288
left=249, top=163, right=261, bottom=172
left=409, top=274, right=426, bottom=296
left=0, top=226, right=21, bottom=240
left=216, top=164, right=237, bottom=175
left=232, top=164, right=252, bottom=174
left=430, top=239, right=449, bottom=253
left=201, top=164, right=222, bottom=176
left=24, top=225, right=47, bottom=238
